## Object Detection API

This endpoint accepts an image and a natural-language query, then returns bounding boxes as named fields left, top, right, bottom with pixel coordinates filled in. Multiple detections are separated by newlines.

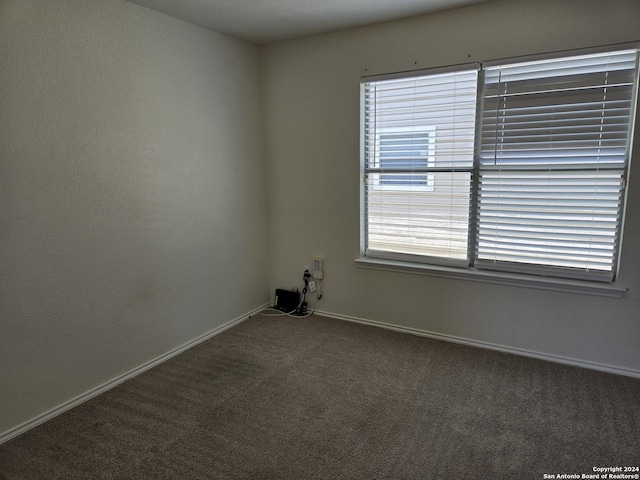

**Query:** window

left=361, top=46, right=639, bottom=282
left=363, top=68, right=478, bottom=265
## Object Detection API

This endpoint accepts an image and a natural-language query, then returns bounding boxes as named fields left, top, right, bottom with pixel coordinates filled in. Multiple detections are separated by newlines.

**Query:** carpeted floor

left=1, top=314, right=639, bottom=479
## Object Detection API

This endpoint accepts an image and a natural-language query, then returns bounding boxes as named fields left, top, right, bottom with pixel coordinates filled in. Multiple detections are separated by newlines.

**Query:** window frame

left=359, top=43, right=640, bottom=289
left=361, top=64, right=479, bottom=268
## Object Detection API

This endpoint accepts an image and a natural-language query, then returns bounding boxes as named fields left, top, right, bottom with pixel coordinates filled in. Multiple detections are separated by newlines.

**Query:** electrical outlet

left=303, top=265, right=311, bottom=275
left=308, top=280, right=317, bottom=293
left=313, top=257, right=324, bottom=279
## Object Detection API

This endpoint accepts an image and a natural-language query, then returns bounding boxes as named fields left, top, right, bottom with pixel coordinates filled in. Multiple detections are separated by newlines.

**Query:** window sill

left=354, top=257, right=626, bottom=298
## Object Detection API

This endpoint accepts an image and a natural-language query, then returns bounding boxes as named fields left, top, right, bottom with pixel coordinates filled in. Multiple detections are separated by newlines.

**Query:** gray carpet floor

left=1, top=314, right=639, bottom=479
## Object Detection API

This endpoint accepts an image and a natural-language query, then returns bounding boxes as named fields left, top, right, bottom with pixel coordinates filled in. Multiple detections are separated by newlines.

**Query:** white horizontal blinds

left=363, top=68, right=478, bottom=265
left=477, top=49, right=638, bottom=281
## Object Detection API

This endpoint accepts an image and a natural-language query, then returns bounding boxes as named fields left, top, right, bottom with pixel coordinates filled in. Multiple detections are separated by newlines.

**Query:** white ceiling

left=126, top=0, right=495, bottom=45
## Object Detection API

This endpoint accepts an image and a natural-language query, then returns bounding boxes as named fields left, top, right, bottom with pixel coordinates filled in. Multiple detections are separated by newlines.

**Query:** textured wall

left=262, top=0, right=640, bottom=373
left=0, top=0, right=269, bottom=436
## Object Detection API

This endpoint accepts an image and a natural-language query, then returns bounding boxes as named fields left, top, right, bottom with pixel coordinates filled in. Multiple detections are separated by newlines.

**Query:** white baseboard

left=5, top=304, right=637, bottom=445
left=315, top=309, right=640, bottom=380
left=0, top=303, right=269, bottom=445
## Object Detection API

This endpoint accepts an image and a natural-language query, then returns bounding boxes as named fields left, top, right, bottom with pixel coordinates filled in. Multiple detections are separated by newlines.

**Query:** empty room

left=1, top=0, right=639, bottom=478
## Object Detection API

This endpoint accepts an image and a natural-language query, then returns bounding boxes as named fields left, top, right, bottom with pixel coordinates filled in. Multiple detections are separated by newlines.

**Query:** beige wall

left=262, top=0, right=640, bottom=372
left=0, top=0, right=269, bottom=437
